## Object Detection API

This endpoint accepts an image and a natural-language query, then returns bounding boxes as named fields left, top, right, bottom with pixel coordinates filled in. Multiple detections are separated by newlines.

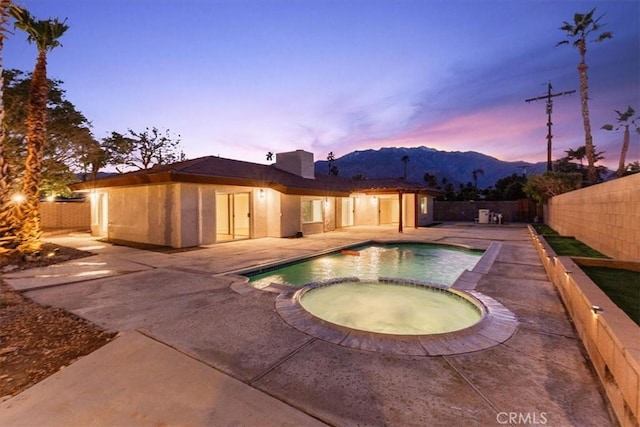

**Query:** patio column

left=398, top=191, right=403, bottom=233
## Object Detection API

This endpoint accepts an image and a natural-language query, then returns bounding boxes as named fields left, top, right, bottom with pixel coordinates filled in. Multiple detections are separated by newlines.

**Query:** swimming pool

left=254, top=241, right=517, bottom=355
left=248, top=243, right=482, bottom=289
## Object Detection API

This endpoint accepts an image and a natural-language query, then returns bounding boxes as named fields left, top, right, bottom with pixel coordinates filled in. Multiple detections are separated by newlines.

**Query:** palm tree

left=401, top=155, right=409, bottom=180
left=602, top=106, right=639, bottom=178
left=557, top=8, right=612, bottom=184
left=10, top=6, right=68, bottom=253
left=327, top=151, right=335, bottom=175
left=423, top=172, right=438, bottom=188
left=0, top=0, right=21, bottom=255
left=565, top=146, right=586, bottom=167
left=472, top=168, right=484, bottom=188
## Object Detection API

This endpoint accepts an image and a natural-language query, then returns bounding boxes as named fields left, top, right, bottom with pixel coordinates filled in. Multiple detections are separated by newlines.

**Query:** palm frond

left=595, top=31, right=613, bottom=43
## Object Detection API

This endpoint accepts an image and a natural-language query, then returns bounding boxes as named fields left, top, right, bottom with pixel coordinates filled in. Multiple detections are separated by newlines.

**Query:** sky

left=5, top=0, right=639, bottom=170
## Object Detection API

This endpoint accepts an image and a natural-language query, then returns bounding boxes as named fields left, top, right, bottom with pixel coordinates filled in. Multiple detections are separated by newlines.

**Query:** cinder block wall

left=529, top=227, right=640, bottom=426
left=40, top=200, right=90, bottom=229
left=433, top=200, right=536, bottom=222
left=547, top=174, right=640, bottom=262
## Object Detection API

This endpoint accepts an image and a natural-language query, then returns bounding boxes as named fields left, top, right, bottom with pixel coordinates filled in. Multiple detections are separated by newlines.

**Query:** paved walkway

left=0, top=225, right=616, bottom=426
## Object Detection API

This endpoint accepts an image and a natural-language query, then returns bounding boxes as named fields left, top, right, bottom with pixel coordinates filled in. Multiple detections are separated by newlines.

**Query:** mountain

left=314, top=146, right=547, bottom=189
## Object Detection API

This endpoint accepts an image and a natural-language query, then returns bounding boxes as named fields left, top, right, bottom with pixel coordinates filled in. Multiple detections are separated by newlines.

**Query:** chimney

left=274, top=150, right=315, bottom=179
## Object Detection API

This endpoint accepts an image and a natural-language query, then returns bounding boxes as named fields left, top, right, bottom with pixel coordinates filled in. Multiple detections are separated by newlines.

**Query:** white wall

left=417, top=195, right=435, bottom=226
left=354, top=195, right=379, bottom=225
left=280, top=194, right=302, bottom=237
left=105, top=184, right=171, bottom=246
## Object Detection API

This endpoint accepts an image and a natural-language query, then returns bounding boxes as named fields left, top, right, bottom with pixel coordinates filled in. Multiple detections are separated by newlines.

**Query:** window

left=420, top=196, right=428, bottom=214
left=302, top=199, right=323, bottom=223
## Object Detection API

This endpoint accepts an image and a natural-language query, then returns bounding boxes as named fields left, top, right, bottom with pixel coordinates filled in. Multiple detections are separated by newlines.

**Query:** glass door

left=216, top=192, right=251, bottom=241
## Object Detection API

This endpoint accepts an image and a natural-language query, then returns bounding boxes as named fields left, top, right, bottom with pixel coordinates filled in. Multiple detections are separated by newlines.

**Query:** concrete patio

left=0, top=225, right=616, bottom=426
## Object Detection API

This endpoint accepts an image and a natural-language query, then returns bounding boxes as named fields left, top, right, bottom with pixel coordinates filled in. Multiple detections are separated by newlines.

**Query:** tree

left=401, top=155, right=409, bottom=180
left=423, top=172, right=438, bottom=188
left=602, top=106, right=639, bottom=178
left=10, top=6, right=69, bottom=253
left=0, top=0, right=21, bottom=254
left=624, top=161, right=640, bottom=175
left=557, top=8, right=613, bottom=184
left=102, top=127, right=184, bottom=172
left=523, top=172, right=582, bottom=205
left=327, top=151, right=338, bottom=176
left=441, top=182, right=455, bottom=201
left=471, top=168, right=484, bottom=188
left=485, top=174, right=527, bottom=201
left=3, top=69, right=97, bottom=193
left=75, top=139, right=108, bottom=181
left=564, top=146, right=586, bottom=166
left=555, top=144, right=605, bottom=182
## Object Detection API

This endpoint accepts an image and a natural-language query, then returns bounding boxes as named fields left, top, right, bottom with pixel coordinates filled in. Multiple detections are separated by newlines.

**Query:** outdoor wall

left=252, top=188, right=269, bottom=238
left=404, top=194, right=416, bottom=228
left=547, top=173, right=640, bottom=262
left=280, top=194, right=301, bottom=237
left=106, top=184, right=171, bottom=246
left=40, top=200, right=90, bottom=229
left=323, top=197, right=337, bottom=232
left=530, top=228, right=640, bottom=426
left=417, top=195, right=435, bottom=226
left=198, top=186, right=216, bottom=245
left=266, top=189, right=281, bottom=238
left=434, top=200, right=536, bottom=222
left=354, top=195, right=379, bottom=226
left=174, top=184, right=201, bottom=248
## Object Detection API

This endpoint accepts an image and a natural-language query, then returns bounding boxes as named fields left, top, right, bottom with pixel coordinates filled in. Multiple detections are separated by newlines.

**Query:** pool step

left=451, top=241, right=502, bottom=290
left=262, top=282, right=299, bottom=294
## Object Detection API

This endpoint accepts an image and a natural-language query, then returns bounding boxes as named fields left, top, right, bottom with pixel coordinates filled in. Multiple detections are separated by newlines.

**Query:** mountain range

left=314, top=146, right=548, bottom=189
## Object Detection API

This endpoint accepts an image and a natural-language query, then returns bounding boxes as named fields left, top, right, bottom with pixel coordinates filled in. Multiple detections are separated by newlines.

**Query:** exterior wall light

left=591, top=305, right=604, bottom=315
left=259, top=189, right=265, bottom=199
left=11, top=193, right=25, bottom=203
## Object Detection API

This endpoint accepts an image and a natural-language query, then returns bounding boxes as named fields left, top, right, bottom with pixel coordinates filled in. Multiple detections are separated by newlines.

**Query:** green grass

left=543, top=236, right=608, bottom=258
left=580, top=266, right=640, bottom=325
left=532, top=224, right=558, bottom=235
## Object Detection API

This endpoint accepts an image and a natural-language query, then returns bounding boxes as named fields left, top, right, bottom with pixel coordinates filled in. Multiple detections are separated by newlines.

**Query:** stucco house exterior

left=71, top=150, right=440, bottom=248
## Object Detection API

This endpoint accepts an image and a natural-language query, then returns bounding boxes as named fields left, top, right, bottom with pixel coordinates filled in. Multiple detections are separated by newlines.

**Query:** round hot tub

left=275, top=277, right=517, bottom=356
left=299, top=280, right=483, bottom=335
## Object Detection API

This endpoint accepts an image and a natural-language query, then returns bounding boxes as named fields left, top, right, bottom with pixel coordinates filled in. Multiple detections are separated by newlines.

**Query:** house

left=70, top=150, right=440, bottom=248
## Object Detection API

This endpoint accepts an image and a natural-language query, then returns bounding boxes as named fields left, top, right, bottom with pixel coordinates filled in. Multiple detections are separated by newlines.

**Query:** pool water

left=249, top=243, right=481, bottom=288
left=299, top=281, right=483, bottom=335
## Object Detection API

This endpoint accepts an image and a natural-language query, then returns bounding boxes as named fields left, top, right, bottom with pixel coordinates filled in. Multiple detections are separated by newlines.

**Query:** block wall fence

left=39, top=200, right=90, bottom=230
left=546, top=173, right=640, bottom=262
left=529, top=228, right=640, bottom=426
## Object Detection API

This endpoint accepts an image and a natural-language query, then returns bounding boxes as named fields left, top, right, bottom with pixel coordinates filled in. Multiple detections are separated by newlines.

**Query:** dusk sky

left=6, top=0, right=639, bottom=169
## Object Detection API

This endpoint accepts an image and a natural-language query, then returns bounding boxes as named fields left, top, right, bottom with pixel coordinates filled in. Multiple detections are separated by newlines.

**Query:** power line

left=525, top=82, right=576, bottom=171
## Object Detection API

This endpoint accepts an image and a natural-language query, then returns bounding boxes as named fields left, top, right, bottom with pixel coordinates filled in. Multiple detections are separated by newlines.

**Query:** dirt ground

left=0, top=244, right=115, bottom=401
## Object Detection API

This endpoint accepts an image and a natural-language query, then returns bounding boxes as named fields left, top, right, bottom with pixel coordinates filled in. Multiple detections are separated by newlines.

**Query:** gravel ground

left=0, top=244, right=115, bottom=401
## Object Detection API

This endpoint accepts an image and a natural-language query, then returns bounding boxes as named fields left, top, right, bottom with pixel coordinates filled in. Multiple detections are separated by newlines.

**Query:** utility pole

left=525, top=82, right=576, bottom=171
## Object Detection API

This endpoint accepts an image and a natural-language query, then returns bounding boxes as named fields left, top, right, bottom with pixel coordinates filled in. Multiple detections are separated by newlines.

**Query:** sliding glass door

left=216, top=192, right=250, bottom=241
